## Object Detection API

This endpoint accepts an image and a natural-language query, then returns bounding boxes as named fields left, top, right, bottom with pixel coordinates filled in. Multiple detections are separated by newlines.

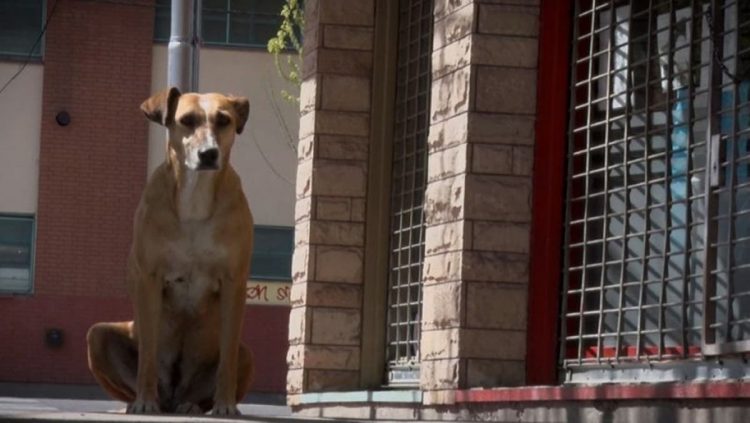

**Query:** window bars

left=385, top=0, right=433, bottom=386
left=562, top=0, right=750, bottom=379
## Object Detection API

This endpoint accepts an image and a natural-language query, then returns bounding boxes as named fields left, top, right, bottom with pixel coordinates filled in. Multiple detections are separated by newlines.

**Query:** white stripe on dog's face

left=199, top=99, right=219, bottom=154
left=171, top=93, right=241, bottom=174
left=179, top=98, right=222, bottom=171
left=199, top=98, right=212, bottom=115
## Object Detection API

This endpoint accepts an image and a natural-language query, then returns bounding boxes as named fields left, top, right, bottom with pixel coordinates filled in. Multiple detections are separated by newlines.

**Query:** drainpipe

left=168, top=0, right=200, bottom=92
left=192, top=0, right=201, bottom=91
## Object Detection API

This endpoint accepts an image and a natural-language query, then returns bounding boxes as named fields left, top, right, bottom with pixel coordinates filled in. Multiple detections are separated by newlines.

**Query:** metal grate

left=384, top=0, right=433, bottom=387
left=703, top=0, right=750, bottom=355
left=562, top=0, right=750, bottom=378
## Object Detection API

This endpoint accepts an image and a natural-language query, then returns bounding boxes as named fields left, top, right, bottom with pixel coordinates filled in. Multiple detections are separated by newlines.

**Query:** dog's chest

left=162, top=223, right=226, bottom=313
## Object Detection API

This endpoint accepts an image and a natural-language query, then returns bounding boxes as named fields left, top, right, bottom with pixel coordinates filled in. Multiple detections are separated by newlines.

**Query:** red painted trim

left=454, top=383, right=750, bottom=403
left=578, top=346, right=702, bottom=359
left=526, top=0, right=574, bottom=385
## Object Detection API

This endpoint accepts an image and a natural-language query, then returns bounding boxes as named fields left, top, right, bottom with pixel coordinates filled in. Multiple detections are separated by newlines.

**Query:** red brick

left=0, top=0, right=151, bottom=386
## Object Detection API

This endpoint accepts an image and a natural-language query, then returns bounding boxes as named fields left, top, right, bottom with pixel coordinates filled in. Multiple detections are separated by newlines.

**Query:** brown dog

left=86, top=88, right=254, bottom=415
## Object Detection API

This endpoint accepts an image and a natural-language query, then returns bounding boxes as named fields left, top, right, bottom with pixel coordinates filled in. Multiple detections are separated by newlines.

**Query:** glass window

left=202, top=0, right=229, bottom=44
left=0, top=215, right=35, bottom=294
left=154, top=0, right=171, bottom=42
left=0, top=0, right=44, bottom=58
left=153, top=0, right=286, bottom=49
left=250, top=226, right=293, bottom=281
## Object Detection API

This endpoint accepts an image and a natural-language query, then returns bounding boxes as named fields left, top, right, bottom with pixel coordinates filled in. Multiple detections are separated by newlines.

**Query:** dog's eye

left=179, top=114, right=197, bottom=128
left=215, top=113, right=231, bottom=128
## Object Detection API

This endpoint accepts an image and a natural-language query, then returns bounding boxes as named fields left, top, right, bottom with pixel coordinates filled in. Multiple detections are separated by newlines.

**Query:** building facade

left=288, top=0, right=750, bottom=420
left=0, top=0, right=297, bottom=394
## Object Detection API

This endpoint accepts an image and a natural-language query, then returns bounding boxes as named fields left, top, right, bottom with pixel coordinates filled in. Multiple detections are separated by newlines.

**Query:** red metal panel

left=526, top=0, right=574, bottom=385
left=241, top=305, right=290, bottom=393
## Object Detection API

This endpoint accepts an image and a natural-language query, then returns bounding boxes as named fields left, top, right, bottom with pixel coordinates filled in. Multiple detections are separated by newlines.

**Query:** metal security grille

left=703, top=0, right=750, bottom=355
left=562, top=0, right=750, bottom=380
left=384, top=0, right=433, bottom=386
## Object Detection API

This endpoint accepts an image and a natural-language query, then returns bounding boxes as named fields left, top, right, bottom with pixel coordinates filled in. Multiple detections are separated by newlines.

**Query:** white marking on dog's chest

left=163, top=223, right=226, bottom=313
left=178, top=171, right=213, bottom=221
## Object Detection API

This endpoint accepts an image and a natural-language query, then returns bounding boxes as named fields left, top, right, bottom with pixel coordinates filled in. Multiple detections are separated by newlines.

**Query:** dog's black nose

left=198, top=148, right=219, bottom=167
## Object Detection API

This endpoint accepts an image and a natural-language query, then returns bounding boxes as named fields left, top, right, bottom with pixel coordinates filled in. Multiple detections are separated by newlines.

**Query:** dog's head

left=141, top=87, right=250, bottom=171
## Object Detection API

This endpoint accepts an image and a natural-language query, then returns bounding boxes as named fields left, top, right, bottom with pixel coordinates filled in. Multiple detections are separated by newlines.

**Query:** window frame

left=360, top=0, right=400, bottom=389
left=0, top=0, right=46, bottom=62
left=249, top=224, right=294, bottom=282
left=153, top=0, right=286, bottom=50
left=526, top=0, right=574, bottom=385
left=0, top=213, right=36, bottom=296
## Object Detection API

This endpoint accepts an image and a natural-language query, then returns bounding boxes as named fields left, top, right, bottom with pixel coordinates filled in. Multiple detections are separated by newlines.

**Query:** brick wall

left=288, top=0, right=541, bottom=407
left=420, top=0, right=540, bottom=402
left=0, top=0, right=155, bottom=384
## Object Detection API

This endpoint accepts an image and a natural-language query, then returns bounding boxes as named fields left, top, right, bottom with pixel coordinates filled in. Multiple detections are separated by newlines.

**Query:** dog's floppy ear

left=140, top=87, right=181, bottom=126
left=231, top=97, right=250, bottom=134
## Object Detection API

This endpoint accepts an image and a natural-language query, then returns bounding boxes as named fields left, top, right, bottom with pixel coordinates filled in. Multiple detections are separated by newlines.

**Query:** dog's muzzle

left=197, top=148, right=219, bottom=170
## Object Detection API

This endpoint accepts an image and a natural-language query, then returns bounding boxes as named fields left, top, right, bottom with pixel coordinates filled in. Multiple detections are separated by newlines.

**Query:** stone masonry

left=287, top=0, right=375, bottom=403
left=288, top=0, right=540, bottom=408
left=421, top=0, right=540, bottom=403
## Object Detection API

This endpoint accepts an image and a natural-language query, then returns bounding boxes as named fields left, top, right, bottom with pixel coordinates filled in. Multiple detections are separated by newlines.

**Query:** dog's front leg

left=211, top=276, right=246, bottom=416
left=128, top=274, right=162, bottom=414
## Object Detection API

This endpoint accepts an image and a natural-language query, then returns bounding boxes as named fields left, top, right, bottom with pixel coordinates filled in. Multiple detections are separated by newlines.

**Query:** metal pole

left=167, top=0, right=197, bottom=92
left=192, top=0, right=201, bottom=91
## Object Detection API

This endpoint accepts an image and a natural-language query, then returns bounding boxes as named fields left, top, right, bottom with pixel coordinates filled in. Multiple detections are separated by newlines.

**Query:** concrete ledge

left=0, top=383, right=286, bottom=405
left=0, top=390, right=295, bottom=422
left=299, top=390, right=422, bottom=404
left=0, top=412, right=243, bottom=422
left=2, top=406, right=304, bottom=423
left=293, top=400, right=750, bottom=422
left=453, top=382, right=750, bottom=403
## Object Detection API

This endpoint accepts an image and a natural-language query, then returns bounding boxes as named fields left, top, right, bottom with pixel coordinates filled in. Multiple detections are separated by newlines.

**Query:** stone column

left=420, top=0, right=540, bottom=402
left=287, top=0, right=375, bottom=404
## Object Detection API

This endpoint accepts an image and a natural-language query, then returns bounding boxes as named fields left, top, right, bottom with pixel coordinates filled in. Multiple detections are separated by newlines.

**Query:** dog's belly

left=161, top=223, right=227, bottom=314
left=163, top=268, right=219, bottom=313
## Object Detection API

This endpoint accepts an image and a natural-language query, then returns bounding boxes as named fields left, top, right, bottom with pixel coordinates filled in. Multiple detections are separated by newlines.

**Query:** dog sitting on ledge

left=86, top=88, right=254, bottom=416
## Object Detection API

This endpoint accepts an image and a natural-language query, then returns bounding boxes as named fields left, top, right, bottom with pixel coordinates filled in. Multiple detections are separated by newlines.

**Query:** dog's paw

left=210, top=403, right=241, bottom=416
left=126, top=399, right=160, bottom=414
left=175, top=402, right=204, bottom=415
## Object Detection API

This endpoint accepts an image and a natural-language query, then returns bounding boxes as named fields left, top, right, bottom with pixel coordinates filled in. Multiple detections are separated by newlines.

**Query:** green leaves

left=267, top=0, right=304, bottom=104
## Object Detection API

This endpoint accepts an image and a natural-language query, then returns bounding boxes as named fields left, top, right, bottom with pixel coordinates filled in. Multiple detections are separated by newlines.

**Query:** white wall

left=0, top=62, right=43, bottom=214
left=148, top=46, right=299, bottom=227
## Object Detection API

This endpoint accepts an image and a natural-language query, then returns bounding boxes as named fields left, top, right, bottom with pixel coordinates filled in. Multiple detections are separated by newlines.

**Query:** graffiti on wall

left=245, top=280, right=291, bottom=306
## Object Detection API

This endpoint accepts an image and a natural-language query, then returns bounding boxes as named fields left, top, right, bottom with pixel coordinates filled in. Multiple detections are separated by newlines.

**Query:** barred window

left=385, top=0, right=433, bottom=387
left=562, top=0, right=750, bottom=382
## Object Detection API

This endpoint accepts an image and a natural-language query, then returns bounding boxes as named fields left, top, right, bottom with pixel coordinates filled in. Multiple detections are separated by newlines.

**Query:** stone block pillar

left=420, top=0, right=540, bottom=401
left=287, top=0, right=376, bottom=402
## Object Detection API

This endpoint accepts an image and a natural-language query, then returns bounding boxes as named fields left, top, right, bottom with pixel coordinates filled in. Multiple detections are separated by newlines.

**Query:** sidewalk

left=0, top=383, right=327, bottom=423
